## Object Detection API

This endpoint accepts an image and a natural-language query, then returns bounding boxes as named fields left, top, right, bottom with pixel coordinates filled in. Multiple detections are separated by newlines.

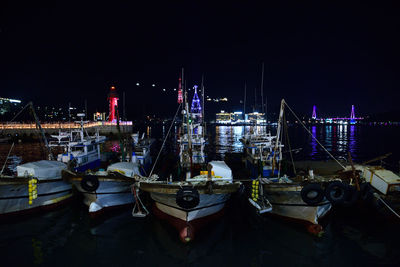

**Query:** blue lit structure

left=190, top=85, right=202, bottom=114
left=312, top=105, right=317, bottom=119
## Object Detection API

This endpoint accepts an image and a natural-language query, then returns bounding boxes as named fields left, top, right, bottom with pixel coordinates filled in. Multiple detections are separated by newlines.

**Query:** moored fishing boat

left=62, top=160, right=142, bottom=218
left=139, top=161, right=241, bottom=242
left=49, top=114, right=106, bottom=172
left=0, top=102, right=74, bottom=218
left=0, top=160, right=73, bottom=218
left=245, top=99, right=332, bottom=234
left=138, top=74, right=240, bottom=242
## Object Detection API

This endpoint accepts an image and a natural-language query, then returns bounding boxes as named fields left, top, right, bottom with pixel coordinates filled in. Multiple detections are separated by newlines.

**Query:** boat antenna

left=260, top=62, right=264, bottom=115
left=29, top=102, right=53, bottom=160
left=148, top=103, right=182, bottom=178
left=254, top=87, right=257, bottom=112
left=201, top=74, right=205, bottom=138
left=244, top=82, right=246, bottom=118
left=84, top=99, right=87, bottom=119
left=271, top=99, right=285, bottom=174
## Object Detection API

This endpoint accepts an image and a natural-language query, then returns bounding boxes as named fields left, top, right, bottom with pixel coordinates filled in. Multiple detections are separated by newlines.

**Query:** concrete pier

left=0, top=121, right=133, bottom=135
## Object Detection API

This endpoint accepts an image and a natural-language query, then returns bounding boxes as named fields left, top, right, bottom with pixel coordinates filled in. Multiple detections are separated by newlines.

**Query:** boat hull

left=0, top=178, right=73, bottom=217
left=263, top=184, right=331, bottom=233
left=72, top=179, right=135, bottom=217
left=150, top=192, right=230, bottom=242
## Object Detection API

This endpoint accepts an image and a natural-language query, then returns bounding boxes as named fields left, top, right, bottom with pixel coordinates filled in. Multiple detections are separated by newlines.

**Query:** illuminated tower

left=350, top=105, right=355, bottom=119
left=350, top=104, right=356, bottom=124
left=191, top=85, right=202, bottom=114
left=178, top=77, right=183, bottom=104
left=312, top=105, right=317, bottom=120
left=108, top=86, right=119, bottom=122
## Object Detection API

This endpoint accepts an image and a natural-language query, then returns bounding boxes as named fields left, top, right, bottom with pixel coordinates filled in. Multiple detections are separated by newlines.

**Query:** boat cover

left=107, top=162, right=140, bottom=177
left=17, top=160, right=67, bottom=180
left=209, top=161, right=232, bottom=179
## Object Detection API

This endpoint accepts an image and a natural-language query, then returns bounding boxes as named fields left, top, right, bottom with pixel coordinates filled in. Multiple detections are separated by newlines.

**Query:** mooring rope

left=283, top=101, right=346, bottom=170
left=373, top=193, right=400, bottom=219
left=0, top=142, right=15, bottom=175
left=148, top=103, right=182, bottom=178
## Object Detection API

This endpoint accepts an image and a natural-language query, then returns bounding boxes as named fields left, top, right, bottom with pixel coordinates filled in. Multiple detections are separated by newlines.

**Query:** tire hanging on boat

left=300, top=183, right=325, bottom=205
left=325, top=181, right=350, bottom=205
left=81, top=175, right=100, bottom=192
left=176, top=186, right=200, bottom=210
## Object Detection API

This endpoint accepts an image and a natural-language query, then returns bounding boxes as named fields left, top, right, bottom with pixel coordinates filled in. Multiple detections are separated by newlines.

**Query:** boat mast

left=29, top=102, right=54, bottom=160
left=201, top=74, right=205, bottom=138
left=271, top=99, right=285, bottom=174
left=186, top=90, right=193, bottom=178
left=244, top=82, right=246, bottom=118
left=260, top=62, right=264, bottom=115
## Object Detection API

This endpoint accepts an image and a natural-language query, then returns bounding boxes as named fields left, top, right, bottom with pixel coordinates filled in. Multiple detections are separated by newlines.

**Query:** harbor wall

left=0, top=121, right=133, bottom=136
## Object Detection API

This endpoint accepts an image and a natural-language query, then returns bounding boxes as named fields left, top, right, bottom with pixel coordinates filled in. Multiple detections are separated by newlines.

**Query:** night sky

left=1, top=1, right=400, bottom=119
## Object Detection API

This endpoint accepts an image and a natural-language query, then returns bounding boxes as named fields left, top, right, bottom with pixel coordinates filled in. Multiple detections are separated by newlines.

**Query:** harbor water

left=1, top=124, right=400, bottom=266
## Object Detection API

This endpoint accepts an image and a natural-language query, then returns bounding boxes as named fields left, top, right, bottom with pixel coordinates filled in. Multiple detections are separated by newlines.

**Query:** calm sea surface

left=1, top=124, right=400, bottom=266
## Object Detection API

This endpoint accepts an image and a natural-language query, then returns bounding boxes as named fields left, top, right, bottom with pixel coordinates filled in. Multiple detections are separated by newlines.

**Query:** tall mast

left=254, top=87, right=257, bottom=112
left=84, top=99, right=87, bottom=118
left=201, top=74, right=205, bottom=138
left=260, top=62, right=264, bottom=115
left=244, top=82, right=247, bottom=116
left=272, top=99, right=285, bottom=174
left=265, top=95, right=268, bottom=124
left=29, top=102, right=53, bottom=160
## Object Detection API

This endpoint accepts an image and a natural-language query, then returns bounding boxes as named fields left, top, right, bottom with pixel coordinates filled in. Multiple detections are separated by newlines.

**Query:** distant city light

left=136, top=83, right=140, bottom=86
left=0, top=97, right=21, bottom=103
left=174, top=88, right=176, bottom=91
left=162, top=88, right=166, bottom=91
left=152, top=84, right=155, bottom=87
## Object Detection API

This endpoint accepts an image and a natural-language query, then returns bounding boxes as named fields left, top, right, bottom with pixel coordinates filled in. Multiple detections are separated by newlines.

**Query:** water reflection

left=349, top=125, right=356, bottom=157
left=311, top=126, right=317, bottom=157
left=337, top=124, right=348, bottom=153
left=211, top=125, right=362, bottom=163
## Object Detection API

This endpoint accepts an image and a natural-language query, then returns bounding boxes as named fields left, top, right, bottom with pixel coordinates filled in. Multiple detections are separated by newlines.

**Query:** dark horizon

left=2, top=1, right=400, bottom=120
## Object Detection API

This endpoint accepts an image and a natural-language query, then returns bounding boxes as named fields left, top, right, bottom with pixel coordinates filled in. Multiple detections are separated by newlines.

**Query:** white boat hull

left=73, top=180, right=134, bottom=216
left=151, top=192, right=229, bottom=222
left=0, top=180, right=72, bottom=216
left=265, top=189, right=331, bottom=225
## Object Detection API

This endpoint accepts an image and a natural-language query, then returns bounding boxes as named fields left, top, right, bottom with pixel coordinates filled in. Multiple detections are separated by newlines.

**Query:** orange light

left=111, top=86, right=116, bottom=90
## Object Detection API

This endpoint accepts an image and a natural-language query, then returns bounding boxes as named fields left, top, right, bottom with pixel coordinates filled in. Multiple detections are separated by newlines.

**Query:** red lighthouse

left=108, top=86, right=119, bottom=122
left=177, top=77, right=183, bottom=104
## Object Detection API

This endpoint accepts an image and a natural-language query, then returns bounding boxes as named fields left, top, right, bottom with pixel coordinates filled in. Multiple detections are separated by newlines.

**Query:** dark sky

left=1, top=1, right=400, bottom=119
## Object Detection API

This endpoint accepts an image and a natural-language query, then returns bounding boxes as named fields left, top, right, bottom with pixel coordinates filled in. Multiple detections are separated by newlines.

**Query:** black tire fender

left=325, top=181, right=350, bottom=205
left=176, top=186, right=200, bottom=210
left=80, top=175, right=100, bottom=192
left=300, top=183, right=325, bottom=205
